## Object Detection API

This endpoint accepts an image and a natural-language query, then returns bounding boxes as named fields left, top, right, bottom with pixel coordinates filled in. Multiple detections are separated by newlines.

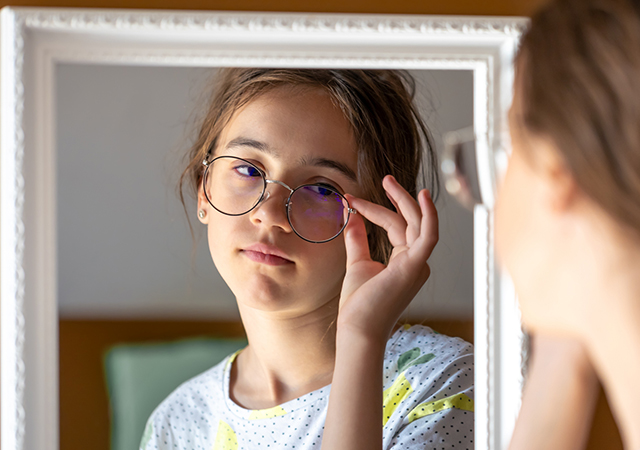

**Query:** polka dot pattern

left=140, top=325, right=474, bottom=450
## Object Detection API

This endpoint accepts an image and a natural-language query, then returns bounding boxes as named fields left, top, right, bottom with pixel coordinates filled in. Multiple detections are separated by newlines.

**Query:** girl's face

left=495, top=83, right=583, bottom=335
left=198, top=87, right=362, bottom=319
left=495, top=98, right=550, bottom=330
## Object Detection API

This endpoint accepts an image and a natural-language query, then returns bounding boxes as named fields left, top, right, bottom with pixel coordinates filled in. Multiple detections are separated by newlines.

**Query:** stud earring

left=198, top=209, right=206, bottom=219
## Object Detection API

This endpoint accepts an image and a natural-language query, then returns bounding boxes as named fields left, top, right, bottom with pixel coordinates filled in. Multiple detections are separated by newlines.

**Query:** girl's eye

left=234, top=164, right=261, bottom=178
left=310, top=183, right=339, bottom=196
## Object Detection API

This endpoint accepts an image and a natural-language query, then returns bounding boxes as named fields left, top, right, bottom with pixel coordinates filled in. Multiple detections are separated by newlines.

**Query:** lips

left=241, top=243, right=293, bottom=266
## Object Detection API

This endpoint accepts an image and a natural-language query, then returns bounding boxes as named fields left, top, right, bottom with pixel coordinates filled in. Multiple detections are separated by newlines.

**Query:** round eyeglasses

left=202, top=156, right=357, bottom=243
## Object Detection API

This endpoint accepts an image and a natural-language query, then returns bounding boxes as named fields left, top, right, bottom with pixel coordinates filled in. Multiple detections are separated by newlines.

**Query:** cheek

left=300, top=238, right=348, bottom=293
left=205, top=215, right=239, bottom=281
left=495, top=155, right=564, bottom=332
left=204, top=211, right=348, bottom=305
left=495, top=155, right=542, bottom=303
left=206, top=223, right=224, bottom=260
left=495, top=156, right=530, bottom=267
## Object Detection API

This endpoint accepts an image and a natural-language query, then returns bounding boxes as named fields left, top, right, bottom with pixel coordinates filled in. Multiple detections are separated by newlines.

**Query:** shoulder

left=139, top=354, right=232, bottom=450
left=382, top=325, right=474, bottom=449
left=157, top=355, right=227, bottom=411
left=384, top=324, right=473, bottom=375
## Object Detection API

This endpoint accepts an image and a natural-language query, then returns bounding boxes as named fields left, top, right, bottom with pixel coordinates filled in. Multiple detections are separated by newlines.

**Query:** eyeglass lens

left=204, top=156, right=350, bottom=242
left=288, top=185, right=349, bottom=242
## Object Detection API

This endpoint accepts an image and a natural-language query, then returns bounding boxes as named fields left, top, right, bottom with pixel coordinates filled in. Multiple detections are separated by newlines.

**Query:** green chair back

left=104, top=337, right=247, bottom=450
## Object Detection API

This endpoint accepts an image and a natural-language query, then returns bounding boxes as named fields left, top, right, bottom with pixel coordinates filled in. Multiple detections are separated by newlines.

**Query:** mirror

left=57, top=66, right=475, bottom=450
left=0, top=8, right=527, bottom=450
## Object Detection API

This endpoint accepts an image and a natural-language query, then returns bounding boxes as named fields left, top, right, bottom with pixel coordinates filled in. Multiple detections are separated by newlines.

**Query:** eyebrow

left=301, top=156, right=358, bottom=183
left=225, top=137, right=278, bottom=156
left=225, top=136, right=357, bottom=183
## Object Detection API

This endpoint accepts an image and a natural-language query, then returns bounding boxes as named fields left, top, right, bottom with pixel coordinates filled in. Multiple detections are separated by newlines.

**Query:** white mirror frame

left=0, top=8, right=527, bottom=450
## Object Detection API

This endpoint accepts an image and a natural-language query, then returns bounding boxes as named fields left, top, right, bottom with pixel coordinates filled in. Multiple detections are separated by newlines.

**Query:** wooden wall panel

left=0, top=0, right=548, bottom=16
left=587, top=387, right=623, bottom=450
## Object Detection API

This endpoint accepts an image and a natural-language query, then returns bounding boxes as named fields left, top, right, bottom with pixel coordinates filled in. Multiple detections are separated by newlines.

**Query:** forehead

left=218, top=87, right=358, bottom=168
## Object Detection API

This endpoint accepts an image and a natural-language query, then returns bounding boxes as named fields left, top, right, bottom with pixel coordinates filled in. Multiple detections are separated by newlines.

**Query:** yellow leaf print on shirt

left=407, top=393, right=474, bottom=423
left=213, top=420, right=238, bottom=450
left=248, top=405, right=288, bottom=420
left=383, top=346, right=437, bottom=426
left=382, top=373, right=413, bottom=426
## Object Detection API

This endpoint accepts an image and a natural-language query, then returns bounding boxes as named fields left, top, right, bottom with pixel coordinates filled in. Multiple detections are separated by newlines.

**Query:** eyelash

left=313, top=180, right=342, bottom=193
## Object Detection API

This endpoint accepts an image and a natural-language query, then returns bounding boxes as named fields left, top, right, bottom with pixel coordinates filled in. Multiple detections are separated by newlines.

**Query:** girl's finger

left=386, top=190, right=400, bottom=213
left=348, top=196, right=408, bottom=247
left=420, top=190, right=439, bottom=250
left=383, top=176, right=422, bottom=244
left=343, top=195, right=373, bottom=268
left=409, top=189, right=439, bottom=261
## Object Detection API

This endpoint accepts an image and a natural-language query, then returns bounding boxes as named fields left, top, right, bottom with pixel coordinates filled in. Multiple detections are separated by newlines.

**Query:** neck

left=231, top=297, right=339, bottom=409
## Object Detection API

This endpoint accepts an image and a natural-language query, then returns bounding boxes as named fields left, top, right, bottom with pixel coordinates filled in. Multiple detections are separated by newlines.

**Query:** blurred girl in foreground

left=497, top=0, right=640, bottom=448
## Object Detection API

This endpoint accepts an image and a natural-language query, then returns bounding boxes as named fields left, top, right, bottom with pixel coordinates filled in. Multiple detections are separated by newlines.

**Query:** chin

left=230, top=273, right=297, bottom=311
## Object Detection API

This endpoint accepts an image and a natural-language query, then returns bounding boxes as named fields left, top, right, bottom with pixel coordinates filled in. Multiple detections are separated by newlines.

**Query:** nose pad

left=257, top=185, right=289, bottom=207
left=250, top=185, right=292, bottom=231
left=258, top=184, right=293, bottom=211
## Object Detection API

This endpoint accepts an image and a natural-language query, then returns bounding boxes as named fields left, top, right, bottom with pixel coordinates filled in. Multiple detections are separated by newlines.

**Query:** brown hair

left=179, top=68, right=438, bottom=263
left=517, top=0, right=640, bottom=234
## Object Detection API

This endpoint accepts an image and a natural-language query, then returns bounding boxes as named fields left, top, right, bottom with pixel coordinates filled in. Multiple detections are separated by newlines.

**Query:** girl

left=496, top=0, right=640, bottom=448
left=141, top=69, right=474, bottom=450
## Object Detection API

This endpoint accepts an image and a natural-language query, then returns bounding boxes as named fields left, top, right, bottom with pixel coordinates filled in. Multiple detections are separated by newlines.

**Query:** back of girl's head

left=517, top=0, right=640, bottom=235
left=180, top=68, right=438, bottom=263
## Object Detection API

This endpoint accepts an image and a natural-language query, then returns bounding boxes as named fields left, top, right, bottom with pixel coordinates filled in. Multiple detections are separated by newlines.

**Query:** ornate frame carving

left=0, top=7, right=528, bottom=450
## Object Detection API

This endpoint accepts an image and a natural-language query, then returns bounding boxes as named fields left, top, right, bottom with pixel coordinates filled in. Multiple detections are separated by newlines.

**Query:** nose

left=249, top=182, right=292, bottom=233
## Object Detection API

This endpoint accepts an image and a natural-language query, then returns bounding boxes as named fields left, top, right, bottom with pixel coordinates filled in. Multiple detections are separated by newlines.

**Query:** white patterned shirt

left=140, top=324, right=474, bottom=450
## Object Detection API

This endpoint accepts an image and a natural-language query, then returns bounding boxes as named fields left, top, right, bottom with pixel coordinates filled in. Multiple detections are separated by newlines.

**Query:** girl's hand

left=322, top=178, right=438, bottom=450
left=338, top=175, right=439, bottom=343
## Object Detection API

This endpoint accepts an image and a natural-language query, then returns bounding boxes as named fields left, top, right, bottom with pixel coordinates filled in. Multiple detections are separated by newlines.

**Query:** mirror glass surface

left=55, top=64, right=474, bottom=447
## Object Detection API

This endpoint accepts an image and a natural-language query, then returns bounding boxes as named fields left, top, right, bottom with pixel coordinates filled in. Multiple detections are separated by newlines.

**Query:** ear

left=536, top=140, right=579, bottom=214
left=197, top=184, right=211, bottom=224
